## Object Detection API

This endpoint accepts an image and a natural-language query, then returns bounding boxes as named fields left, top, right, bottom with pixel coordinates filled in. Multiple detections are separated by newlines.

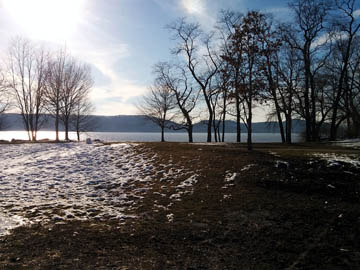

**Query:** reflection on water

left=0, top=131, right=302, bottom=143
left=0, top=131, right=79, bottom=141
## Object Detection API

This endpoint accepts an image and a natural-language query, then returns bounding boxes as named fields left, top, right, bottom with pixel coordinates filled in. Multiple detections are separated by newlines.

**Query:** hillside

left=1, top=113, right=306, bottom=133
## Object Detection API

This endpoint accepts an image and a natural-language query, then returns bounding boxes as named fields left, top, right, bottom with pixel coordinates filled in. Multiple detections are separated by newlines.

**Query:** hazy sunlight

left=3, top=0, right=85, bottom=42
left=182, top=0, right=204, bottom=14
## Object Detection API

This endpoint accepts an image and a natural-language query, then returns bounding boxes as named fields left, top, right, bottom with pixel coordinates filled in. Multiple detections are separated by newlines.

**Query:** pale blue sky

left=0, top=0, right=291, bottom=119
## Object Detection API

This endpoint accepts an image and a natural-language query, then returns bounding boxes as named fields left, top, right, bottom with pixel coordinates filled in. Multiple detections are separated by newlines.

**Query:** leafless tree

left=284, top=0, right=332, bottom=141
left=5, top=38, right=48, bottom=141
left=257, top=17, right=286, bottom=142
left=153, top=62, right=199, bottom=142
left=218, top=10, right=243, bottom=143
left=71, top=97, right=96, bottom=141
left=225, top=11, right=270, bottom=150
left=339, top=36, right=360, bottom=137
left=274, top=42, right=302, bottom=144
left=44, top=48, right=67, bottom=141
left=328, top=0, right=360, bottom=139
left=167, top=18, right=219, bottom=142
left=214, top=61, right=232, bottom=142
left=59, top=58, right=93, bottom=141
left=138, top=80, right=176, bottom=142
left=0, top=71, right=10, bottom=130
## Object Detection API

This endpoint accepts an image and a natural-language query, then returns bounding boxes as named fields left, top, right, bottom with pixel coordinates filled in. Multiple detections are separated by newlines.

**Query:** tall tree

left=285, top=0, right=332, bottom=141
left=138, top=81, right=175, bottom=142
left=257, top=17, right=284, bottom=142
left=45, top=48, right=67, bottom=141
left=275, top=42, right=302, bottom=143
left=5, top=38, right=48, bottom=141
left=225, top=11, right=269, bottom=150
left=217, top=10, right=243, bottom=142
left=71, top=97, right=96, bottom=141
left=167, top=18, right=219, bottom=142
left=0, top=71, right=10, bottom=130
left=59, top=58, right=93, bottom=141
left=329, top=0, right=360, bottom=140
left=153, top=62, right=199, bottom=142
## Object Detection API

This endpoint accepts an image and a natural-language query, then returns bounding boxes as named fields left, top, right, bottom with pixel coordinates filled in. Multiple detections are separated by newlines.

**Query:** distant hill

left=0, top=113, right=305, bottom=133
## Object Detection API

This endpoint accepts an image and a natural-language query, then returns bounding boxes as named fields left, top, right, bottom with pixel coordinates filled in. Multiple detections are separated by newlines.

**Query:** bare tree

left=71, top=97, right=96, bottom=141
left=257, top=17, right=285, bottom=142
left=284, top=0, right=332, bottom=141
left=59, top=58, right=93, bottom=141
left=225, top=11, right=269, bottom=150
left=5, top=38, right=48, bottom=141
left=275, top=42, right=302, bottom=144
left=218, top=10, right=244, bottom=143
left=138, top=81, right=176, bottom=142
left=328, top=0, right=360, bottom=139
left=153, top=62, right=199, bottom=142
left=0, top=71, right=10, bottom=130
left=44, top=48, right=67, bottom=141
left=167, top=18, right=219, bottom=142
left=215, top=62, right=232, bottom=142
left=342, top=37, right=360, bottom=137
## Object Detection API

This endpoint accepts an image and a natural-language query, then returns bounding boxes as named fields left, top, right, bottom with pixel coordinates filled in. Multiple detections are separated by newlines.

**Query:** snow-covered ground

left=0, top=142, right=155, bottom=235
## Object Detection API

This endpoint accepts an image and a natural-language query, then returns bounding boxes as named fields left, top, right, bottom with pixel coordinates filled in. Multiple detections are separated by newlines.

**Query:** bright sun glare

left=182, top=0, right=204, bottom=15
left=3, top=0, right=85, bottom=42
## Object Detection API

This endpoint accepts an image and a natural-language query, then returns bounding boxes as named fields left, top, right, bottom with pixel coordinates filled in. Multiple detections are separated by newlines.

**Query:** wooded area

left=141, top=0, right=360, bottom=149
left=0, top=38, right=94, bottom=141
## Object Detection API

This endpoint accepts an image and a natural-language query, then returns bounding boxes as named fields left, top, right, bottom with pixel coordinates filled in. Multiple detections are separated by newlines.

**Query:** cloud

left=59, top=10, right=148, bottom=116
left=154, top=0, right=217, bottom=30
left=354, top=9, right=360, bottom=18
left=0, top=1, right=149, bottom=116
left=181, top=0, right=206, bottom=15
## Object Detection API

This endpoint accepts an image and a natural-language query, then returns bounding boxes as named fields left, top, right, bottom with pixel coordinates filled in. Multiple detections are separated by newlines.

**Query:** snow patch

left=176, top=175, right=198, bottom=189
left=0, top=142, right=154, bottom=235
left=311, top=153, right=360, bottom=168
left=241, top=164, right=256, bottom=171
left=225, top=172, right=238, bottom=182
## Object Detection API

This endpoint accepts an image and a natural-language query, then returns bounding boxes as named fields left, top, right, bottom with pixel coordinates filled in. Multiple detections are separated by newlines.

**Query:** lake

left=0, top=131, right=302, bottom=143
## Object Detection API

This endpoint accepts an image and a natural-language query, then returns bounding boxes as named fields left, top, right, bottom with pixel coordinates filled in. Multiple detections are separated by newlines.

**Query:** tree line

left=0, top=37, right=94, bottom=141
left=140, top=0, right=360, bottom=149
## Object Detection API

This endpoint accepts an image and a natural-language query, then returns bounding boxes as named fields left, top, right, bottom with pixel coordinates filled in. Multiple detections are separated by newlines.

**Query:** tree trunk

left=55, top=109, right=59, bottom=142
left=247, top=119, right=252, bottom=150
left=273, top=96, right=285, bottom=143
left=247, top=102, right=252, bottom=151
left=310, top=75, right=318, bottom=141
left=213, top=118, right=218, bottom=142
left=207, top=114, right=212, bottom=142
left=286, top=114, right=292, bottom=144
left=188, top=125, right=193, bottom=143
left=236, top=95, right=241, bottom=143
left=222, top=91, right=227, bottom=143
left=303, top=46, right=312, bottom=142
left=65, top=121, right=69, bottom=141
left=161, top=127, right=165, bottom=142
left=222, top=116, right=226, bottom=142
left=217, top=124, right=221, bottom=143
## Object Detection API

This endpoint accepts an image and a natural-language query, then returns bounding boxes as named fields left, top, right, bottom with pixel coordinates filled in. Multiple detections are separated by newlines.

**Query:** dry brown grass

left=0, top=142, right=359, bottom=269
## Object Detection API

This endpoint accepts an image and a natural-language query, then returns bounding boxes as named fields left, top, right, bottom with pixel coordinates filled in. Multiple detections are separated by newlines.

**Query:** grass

left=0, top=142, right=359, bottom=269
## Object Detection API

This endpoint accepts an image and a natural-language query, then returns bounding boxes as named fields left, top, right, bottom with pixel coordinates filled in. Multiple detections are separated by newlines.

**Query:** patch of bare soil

left=0, top=142, right=359, bottom=269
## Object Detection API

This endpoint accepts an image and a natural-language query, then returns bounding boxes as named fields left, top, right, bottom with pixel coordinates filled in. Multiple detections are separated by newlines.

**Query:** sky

left=0, top=0, right=292, bottom=121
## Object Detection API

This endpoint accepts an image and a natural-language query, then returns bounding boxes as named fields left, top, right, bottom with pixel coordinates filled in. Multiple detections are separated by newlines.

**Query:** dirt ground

left=0, top=142, right=359, bottom=269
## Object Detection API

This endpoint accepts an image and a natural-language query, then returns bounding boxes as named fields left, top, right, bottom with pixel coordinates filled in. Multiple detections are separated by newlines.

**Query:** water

left=0, top=131, right=302, bottom=143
